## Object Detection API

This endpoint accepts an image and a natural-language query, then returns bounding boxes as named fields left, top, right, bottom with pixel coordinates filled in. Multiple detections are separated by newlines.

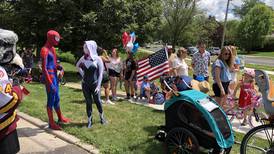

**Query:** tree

left=162, top=0, right=198, bottom=49
left=91, top=0, right=163, bottom=49
left=1, top=0, right=162, bottom=57
left=225, top=20, right=240, bottom=45
left=176, top=15, right=220, bottom=47
left=233, top=0, right=261, bottom=18
left=237, top=3, right=273, bottom=51
left=0, top=1, right=16, bottom=30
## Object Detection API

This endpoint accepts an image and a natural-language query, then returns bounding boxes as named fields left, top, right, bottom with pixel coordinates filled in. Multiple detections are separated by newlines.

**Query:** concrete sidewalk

left=17, top=112, right=99, bottom=154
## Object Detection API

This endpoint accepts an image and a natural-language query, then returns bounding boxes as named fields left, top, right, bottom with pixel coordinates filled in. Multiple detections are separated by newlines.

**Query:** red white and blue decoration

left=122, top=32, right=139, bottom=54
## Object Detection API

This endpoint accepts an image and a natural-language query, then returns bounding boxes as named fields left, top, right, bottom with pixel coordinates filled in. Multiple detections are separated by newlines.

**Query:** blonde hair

left=230, top=45, right=237, bottom=57
left=218, top=46, right=233, bottom=69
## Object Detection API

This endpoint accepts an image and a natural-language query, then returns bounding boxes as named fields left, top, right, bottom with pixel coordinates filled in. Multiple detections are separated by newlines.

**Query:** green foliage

left=56, top=49, right=76, bottom=64
left=0, top=1, right=16, bottom=30
left=161, top=0, right=198, bottom=48
left=263, top=37, right=274, bottom=50
left=170, top=15, right=221, bottom=47
left=237, top=3, right=273, bottom=51
left=233, top=0, right=261, bottom=18
left=0, top=0, right=162, bottom=57
left=225, top=20, right=240, bottom=45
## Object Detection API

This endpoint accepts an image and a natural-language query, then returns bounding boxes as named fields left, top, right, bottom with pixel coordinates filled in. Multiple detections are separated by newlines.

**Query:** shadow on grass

left=128, top=137, right=165, bottom=154
left=136, top=125, right=165, bottom=154
left=69, top=99, right=85, bottom=104
left=66, top=87, right=82, bottom=92
left=61, top=122, right=87, bottom=128
left=152, top=109, right=164, bottom=113
left=64, top=71, right=81, bottom=83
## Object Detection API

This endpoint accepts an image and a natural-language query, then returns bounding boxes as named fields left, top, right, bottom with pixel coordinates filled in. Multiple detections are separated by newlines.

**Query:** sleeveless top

left=238, top=81, right=257, bottom=109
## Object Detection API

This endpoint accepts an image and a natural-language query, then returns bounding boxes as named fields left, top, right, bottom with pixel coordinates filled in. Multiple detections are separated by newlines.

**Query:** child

left=233, top=68, right=259, bottom=126
left=140, top=75, right=151, bottom=103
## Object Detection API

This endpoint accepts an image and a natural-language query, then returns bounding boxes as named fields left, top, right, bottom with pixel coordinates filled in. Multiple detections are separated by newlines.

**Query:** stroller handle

left=163, top=80, right=179, bottom=96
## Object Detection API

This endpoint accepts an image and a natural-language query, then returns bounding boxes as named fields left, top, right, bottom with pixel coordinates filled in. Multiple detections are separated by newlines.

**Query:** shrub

left=263, top=37, right=274, bottom=51
left=57, top=51, right=76, bottom=64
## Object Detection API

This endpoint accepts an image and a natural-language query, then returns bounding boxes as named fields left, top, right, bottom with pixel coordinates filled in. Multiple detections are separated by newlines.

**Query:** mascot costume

left=0, top=29, right=26, bottom=154
left=76, top=40, right=106, bottom=128
left=40, top=30, right=70, bottom=130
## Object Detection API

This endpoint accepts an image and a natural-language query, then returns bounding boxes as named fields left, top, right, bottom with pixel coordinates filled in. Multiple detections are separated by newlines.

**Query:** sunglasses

left=224, top=53, right=231, bottom=56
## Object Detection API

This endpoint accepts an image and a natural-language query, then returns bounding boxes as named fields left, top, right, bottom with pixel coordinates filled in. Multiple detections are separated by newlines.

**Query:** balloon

left=126, top=41, right=133, bottom=51
left=131, top=42, right=139, bottom=54
left=130, top=32, right=136, bottom=43
left=122, top=32, right=129, bottom=48
left=123, top=31, right=138, bottom=55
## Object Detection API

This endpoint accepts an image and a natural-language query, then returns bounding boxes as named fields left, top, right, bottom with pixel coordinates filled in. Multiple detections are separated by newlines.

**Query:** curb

left=17, top=111, right=99, bottom=154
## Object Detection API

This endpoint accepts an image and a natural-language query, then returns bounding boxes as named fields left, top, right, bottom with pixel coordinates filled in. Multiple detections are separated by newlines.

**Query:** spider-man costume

left=40, top=30, right=70, bottom=130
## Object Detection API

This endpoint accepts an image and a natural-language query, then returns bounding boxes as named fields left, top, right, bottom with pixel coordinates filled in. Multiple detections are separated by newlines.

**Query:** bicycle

left=240, top=70, right=274, bottom=154
left=225, top=94, right=267, bottom=128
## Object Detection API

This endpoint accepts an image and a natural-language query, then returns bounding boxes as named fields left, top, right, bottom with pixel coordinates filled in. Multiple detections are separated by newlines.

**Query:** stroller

left=156, top=76, right=234, bottom=154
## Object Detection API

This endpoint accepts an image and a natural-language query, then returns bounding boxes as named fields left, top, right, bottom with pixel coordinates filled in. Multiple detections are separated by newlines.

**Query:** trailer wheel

left=165, top=127, right=199, bottom=154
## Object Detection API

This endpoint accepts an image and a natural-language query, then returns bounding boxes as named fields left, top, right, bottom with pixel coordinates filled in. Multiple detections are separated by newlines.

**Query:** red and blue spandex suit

left=40, top=30, right=70, bottom=130
left=41, top=47, right=60, bottom=108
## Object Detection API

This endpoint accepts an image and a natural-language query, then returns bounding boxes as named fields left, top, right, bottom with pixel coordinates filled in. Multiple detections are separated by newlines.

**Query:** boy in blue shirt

left=140, top=75, right=151, bottom=103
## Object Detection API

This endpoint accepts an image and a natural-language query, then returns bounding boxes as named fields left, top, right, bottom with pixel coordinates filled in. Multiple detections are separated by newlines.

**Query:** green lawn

left=20, top=61, right=272, bottom=153
left=20, top=82, right=249, bottom=154
left=245, top=63, right=274, bottom=72
left=21, top=83, right=165, bottom=153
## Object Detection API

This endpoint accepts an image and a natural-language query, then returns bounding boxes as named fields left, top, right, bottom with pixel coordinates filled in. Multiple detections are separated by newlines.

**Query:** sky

left=198, top=0, right=274, bottom=21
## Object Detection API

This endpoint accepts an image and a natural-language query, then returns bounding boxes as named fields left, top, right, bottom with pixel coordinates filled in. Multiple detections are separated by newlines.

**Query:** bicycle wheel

left=248, top=110, right=268, bottom=128
left=240, top=124, right=274, bottom=154
left=165, top=127, right=199, bottom=154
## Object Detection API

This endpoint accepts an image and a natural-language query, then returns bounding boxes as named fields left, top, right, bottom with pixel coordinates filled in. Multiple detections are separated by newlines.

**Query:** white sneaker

left=111, top=96, right=118, bottom=101
left=114, top=96, right=119, bottom=101
left=129, top=98, right=135, bottom=103
left=106, top=99, right=115, bottom=105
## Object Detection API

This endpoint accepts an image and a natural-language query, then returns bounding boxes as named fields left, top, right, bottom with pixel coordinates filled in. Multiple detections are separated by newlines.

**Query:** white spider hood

left=83, top=40, right=98, bottom=60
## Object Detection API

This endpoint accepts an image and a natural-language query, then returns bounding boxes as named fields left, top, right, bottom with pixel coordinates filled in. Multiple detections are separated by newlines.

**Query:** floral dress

left=238, top=82, right=258, bottom=109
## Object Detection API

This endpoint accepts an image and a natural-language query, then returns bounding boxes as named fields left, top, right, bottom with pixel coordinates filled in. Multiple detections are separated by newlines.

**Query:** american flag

left=137, top=48, right=169, bottom=82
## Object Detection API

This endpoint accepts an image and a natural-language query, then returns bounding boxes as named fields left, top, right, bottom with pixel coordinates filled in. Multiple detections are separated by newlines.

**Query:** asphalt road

left=244, top=56, right=274, bottom=66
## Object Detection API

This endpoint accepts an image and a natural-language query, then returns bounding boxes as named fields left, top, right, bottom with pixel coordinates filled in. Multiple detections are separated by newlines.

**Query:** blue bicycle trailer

left=157, top=89, right=234, bottom=154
